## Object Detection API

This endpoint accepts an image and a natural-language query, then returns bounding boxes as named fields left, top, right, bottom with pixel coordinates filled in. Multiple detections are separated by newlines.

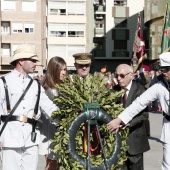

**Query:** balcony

left=94, top=28, right=105, bottom=37
left=94, top=5, right=106, bottom=13
left=114, top=0, right=127, bottom=6
left=112, top=6, right=129, bottom=17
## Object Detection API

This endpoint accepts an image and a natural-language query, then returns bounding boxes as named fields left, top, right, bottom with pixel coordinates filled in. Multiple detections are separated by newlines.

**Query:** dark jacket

left=113, top=81, right=150, bottom=155
left=150, top=75, right=158, bottom=87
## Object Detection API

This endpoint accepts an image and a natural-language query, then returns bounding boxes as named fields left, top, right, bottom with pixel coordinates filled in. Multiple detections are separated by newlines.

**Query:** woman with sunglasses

left=39, top=56, right=67, bottom=170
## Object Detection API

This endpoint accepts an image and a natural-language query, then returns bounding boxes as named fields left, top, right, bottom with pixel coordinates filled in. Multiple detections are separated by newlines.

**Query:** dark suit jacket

left=113, top=81, right=150, bottom=155
left=150, top=75, right=158, bottom=87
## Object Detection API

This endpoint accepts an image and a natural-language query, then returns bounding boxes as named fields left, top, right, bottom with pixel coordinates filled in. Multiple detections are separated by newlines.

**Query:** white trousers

left=162, top=143, right=170, bottom=170
left=0, top=145, right=38, bottom=170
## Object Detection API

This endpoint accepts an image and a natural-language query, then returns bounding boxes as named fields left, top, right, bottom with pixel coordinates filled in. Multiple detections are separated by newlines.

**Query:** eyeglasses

left=115, top=72, right=131, bottom=79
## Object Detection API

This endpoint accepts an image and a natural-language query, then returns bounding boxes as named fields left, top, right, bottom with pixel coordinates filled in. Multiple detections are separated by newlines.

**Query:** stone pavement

left=0, top=112, right=163, bottom=170
left=37, top=112, right=163, bottom=170
left=144, top=112, right=163, bottom=170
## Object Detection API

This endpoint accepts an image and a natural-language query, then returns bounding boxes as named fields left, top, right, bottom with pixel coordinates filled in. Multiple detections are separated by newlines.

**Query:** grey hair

left=116, top=64, right=133, bottom=73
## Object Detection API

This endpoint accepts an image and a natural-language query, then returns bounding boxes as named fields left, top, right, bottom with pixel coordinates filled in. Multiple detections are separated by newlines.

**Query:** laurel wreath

left=52, top=73, right=129, bottom=170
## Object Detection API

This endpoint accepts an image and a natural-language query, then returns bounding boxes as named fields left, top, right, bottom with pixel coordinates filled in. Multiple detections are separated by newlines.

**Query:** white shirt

left=123, top=80, right=132, bottom=98
left=0, top=69, right=58, bottom=147
left=118, top=80, right=170, bottom=144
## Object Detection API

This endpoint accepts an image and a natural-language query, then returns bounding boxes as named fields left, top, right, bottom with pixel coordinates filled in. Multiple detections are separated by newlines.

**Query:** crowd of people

left=0, top=43, right=169, bottom=170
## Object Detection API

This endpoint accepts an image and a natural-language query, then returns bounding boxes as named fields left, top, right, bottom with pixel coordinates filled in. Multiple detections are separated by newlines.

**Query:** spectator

left=113, top=64, right=150, bottom=170
left=39, top=56, right=67, bottom=170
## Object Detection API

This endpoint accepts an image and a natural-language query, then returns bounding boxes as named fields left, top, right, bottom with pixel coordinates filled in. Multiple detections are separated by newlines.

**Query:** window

left=95, top=23, right=104, bottom=29
left=24, top=23, right=34, bottom=33
left=12, top=23, right=23, bottom=33
left=94, top=42, right=105, bottom=57
left=115, top=18, right=127, bottom=28
left=48, top=45, right=66, bottom=59
left=68, top=1, right=86, bottom=15
left=22, top=1, right=36, bottom=12
left=112, top=29, right=129, bottom=40
left=1, top=44, right=10, bottom=56
left=48, top=24, right=66, bottom=37
left=48, top=1, right=86, bottom=15
left=48, top=23, right=85, bottom=37
left=48, top=2, right=66, bottom=15
left=2, top=22, right=10, bottom=34
left=114, top=0, right=127, bottom=6
left=1, top=1, right=16, bottom=11
left=68, top=45, right=85, bottom=55
left=114, top=40, right=127, bottom=50
left=48, top=45, right=85, bottom=64
left=95, top=14, right=104, bottom=20
left=68, top=24, right=85, bottom=37
left=94, top=43, right=104, bottom=50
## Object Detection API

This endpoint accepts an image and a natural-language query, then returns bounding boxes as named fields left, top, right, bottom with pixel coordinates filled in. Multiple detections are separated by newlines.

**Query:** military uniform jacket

left=0, top=69, right=58, bottom=148
left=119, top=80, right=170, bottom=144
left=114, top=81, right=150, bottom=155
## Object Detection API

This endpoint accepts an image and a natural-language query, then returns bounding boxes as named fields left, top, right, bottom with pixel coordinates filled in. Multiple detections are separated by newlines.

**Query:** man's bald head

left=115, top=64, right=134, bottom=89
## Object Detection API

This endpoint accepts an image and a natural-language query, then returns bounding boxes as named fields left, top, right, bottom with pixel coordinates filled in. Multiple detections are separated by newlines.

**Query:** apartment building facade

left=0, top=0, right=46, bottom=75
left=47, top=0, right=141, bottom=72
left=92, top=0, right=145, bottom=72
left=0, top=0, right=146, bottom=75
left=47, top=0, right=93, bottom=70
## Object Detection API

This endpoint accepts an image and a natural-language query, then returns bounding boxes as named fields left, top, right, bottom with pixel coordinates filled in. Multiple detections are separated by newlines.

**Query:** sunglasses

left=115, top=72, right=131, bottom=79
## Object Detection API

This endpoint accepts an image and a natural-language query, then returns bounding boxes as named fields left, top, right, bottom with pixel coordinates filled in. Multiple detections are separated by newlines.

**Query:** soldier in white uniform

left=0, top=44, right=58, bottom=170
left=107, top=52, right=170, bottom=170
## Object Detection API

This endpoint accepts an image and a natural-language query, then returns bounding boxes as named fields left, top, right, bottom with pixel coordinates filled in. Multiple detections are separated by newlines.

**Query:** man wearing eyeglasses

left=113, top=64, right=150, bottom=170
left=108, top=52, right=170, bottom=170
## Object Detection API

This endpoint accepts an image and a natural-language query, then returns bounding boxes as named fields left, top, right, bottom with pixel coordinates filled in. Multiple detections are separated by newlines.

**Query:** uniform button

left=23, top=107, right=25, bottom=109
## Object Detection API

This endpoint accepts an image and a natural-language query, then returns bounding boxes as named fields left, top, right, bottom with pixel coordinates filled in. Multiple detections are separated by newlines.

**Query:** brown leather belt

left=1, top=115, right=36, bottom=124
left=163, top=112, right=170, bottom=121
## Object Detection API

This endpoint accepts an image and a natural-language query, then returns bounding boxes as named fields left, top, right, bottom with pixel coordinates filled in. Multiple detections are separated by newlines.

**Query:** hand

left=107, top=118, right=122, bottom=133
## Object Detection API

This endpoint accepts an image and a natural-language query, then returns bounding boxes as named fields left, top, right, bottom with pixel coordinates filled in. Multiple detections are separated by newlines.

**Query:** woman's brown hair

left=42, top=56, right=67, bottom=89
